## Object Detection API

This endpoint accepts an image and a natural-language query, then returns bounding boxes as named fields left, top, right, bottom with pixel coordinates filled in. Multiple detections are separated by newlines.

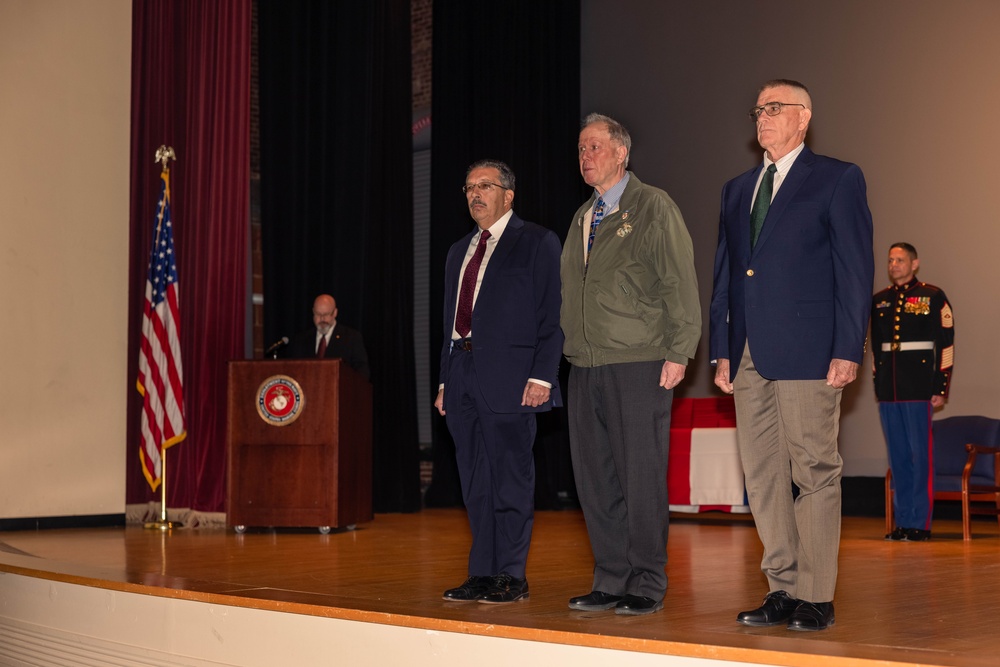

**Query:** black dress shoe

left=614, top=594, right=663, bottom=616
left=904, top=528, right=931, bottom=541
left=479, top=573, right=529, bottom=604
left=443, top=576, right=493, bottom=601
left=737, top=590, right=799, bottom=626
left=568, top=590, right=623, bottom=611
left=787, top=601, right=835, bottom=631
left=885, top=527, right=906, bottom=541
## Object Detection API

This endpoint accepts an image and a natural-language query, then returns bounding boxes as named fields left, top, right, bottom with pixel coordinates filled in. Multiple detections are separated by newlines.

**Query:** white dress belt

left=881, top=341, right=934, bottom=352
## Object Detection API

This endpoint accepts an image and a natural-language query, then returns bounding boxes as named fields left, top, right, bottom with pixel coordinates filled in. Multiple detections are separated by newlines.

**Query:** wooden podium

left=226, top=359, right=373, bottom=533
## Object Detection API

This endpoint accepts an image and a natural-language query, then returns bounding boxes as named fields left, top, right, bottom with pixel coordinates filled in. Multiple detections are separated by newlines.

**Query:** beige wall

left=1, top=1, right=993, bottom=521
left=0, top=0, right=132, bottom=517
left=582, top=0, right=1000, bottom=476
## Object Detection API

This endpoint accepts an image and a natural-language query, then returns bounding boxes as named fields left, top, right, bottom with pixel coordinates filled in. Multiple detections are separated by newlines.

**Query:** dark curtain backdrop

left=258, top=0, right=421, bottom=513
left=127, top=0, right=252, bottom=511
left=424, top=1, right=585, bottom=508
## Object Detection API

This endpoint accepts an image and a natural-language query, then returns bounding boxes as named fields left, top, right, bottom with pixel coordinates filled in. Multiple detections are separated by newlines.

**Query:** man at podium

left=283, top=294, right=370, bottom=381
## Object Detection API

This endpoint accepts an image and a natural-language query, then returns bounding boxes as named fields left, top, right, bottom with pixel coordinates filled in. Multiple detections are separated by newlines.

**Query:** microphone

left=265, top=336, right=289, bottom=356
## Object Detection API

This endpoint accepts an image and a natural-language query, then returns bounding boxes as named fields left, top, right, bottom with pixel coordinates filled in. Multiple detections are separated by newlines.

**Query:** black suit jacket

left=283, top=324, right=370, bottom=381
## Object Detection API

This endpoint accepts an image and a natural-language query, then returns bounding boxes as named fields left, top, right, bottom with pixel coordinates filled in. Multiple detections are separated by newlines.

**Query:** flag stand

left=144, top=444, right=182, bottom=530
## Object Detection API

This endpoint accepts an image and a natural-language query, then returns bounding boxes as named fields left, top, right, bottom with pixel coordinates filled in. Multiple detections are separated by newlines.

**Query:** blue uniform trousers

left=879, top=401, right=934, bottom=530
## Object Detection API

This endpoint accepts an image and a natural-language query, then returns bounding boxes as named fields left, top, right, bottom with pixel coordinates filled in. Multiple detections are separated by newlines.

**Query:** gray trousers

left=733, top=344, right=843, bottom=603
left=568, top=360, right=672, bottom=601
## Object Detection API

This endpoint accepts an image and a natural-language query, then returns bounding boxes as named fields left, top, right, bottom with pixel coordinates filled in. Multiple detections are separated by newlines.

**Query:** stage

left=0, top=509, right=997, bottom=666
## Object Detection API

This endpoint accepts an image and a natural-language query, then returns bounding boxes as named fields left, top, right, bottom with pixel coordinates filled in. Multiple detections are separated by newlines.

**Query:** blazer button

left=746, top=269, right=754, bottom=277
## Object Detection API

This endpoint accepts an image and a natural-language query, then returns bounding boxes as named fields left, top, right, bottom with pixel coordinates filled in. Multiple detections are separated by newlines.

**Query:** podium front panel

left=226, top=359, right=372, bottom=529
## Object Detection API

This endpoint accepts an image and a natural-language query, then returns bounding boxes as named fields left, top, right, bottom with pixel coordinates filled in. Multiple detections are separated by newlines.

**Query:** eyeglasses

left=461, top=182, right=508, bottom=195
left=748, top=102, right=806, bottom=121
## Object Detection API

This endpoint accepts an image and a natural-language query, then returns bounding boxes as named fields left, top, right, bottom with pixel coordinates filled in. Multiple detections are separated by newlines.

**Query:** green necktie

left=750, top=163, right=777, bottom=248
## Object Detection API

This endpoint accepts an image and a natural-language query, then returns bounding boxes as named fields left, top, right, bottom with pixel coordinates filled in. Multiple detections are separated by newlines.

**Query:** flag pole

left=145, top=442, right=182, bottom=530
left=145, top=145, right=183, bottom=531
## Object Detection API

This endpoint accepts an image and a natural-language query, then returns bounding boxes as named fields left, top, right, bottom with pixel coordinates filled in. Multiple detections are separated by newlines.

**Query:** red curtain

left=127, top=0, right=251, bottom=512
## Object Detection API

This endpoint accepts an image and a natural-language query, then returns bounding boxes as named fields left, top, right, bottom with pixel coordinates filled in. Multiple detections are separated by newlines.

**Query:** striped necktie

left=586, top=197, right=605, bottom=265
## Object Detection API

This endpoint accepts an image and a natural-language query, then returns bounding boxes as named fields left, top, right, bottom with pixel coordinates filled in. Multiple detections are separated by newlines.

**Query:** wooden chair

left=885, top=415, right=1000, bottom=540
left=961, top=443, right=1000, bottom=540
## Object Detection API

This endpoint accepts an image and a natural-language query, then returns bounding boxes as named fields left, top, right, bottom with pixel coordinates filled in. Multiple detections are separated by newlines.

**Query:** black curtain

left=425, top=1, right=584, bottom=508
left=258, top=0, right=420, bottom=513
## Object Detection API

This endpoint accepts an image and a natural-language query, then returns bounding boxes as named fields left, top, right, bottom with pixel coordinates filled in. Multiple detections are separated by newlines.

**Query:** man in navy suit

left=283, top=294, right=369, bottom=380
left=434, top=159, right=563, bottom=604
left=710, top=80, right=874, bottom=631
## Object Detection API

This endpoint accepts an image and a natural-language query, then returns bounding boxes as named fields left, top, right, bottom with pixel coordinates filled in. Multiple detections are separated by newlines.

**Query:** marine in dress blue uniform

left=871, top=243, right=954, bottom=541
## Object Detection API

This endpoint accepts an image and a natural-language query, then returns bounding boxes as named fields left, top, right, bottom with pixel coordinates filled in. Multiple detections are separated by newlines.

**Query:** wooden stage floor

left=1, top=509, right=999, bottom=667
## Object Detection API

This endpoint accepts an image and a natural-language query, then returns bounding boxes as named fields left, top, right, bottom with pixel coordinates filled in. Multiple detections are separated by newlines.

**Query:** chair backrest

left=932, top=416, right=1000, bottom=480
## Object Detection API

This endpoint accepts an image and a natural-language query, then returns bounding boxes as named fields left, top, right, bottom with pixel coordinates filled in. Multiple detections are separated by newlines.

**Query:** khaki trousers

left=733, top=344, right=843, bottom=603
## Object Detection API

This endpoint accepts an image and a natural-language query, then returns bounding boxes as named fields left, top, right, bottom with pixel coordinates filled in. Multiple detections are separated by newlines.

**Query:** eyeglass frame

left=748, top=102, right=807, bottom=122
left=461, top=182, right=509, bottom=195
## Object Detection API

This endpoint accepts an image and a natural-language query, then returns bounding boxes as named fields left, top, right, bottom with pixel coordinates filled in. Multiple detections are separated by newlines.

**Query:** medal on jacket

left=617, top=210, right=633, bottom=237
left=904, top=296, right=930, bottom=315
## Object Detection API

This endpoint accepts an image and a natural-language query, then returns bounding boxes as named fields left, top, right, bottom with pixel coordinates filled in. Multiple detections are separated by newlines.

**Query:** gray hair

left=757, top=79, right=813, bottom=110
left=582, top=113, right=632, bottom=167
left=466, top=159, right=515, bottom=190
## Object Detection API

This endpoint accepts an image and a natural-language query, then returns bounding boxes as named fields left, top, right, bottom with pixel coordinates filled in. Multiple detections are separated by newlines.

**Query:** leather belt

left=882, top=341, right=934, bottom=352
left=451, top=338, right=473, bottom=352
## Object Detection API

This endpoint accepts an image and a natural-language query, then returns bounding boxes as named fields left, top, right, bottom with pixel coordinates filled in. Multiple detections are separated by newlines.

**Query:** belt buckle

left=890, top=342, right=901, bottom=352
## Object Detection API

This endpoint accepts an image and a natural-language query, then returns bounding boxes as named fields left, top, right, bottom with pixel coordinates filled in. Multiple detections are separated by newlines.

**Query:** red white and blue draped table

left=667, top=397, right=749, bottom=513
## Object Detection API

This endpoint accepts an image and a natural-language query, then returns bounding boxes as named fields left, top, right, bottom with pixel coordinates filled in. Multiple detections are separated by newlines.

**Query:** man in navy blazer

left=434, top=159, right=563, bottom=604
left=710, top=80, right=874, bottom=632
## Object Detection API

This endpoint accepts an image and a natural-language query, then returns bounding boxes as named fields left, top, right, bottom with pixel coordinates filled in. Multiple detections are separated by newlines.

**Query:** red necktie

left=455, top=229, right=491, bottom=337
left=316, top=334, right=328, bottom=358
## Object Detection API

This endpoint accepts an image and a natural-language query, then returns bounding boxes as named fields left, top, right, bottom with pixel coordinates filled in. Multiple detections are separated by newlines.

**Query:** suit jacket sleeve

left=829, top=164, right=876, bottom=364
left=709, top=180, right=735, bottom=364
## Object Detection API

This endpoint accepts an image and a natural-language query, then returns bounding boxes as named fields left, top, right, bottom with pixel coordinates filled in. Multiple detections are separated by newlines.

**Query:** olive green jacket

left=560, top=172, right=701, bottom=368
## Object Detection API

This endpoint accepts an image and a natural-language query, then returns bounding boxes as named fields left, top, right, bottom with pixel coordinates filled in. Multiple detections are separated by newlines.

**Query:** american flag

left=137, top=169, right=186, bottom=491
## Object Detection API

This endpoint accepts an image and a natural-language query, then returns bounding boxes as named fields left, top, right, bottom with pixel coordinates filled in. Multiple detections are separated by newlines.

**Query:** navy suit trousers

left=444, top=346, right=536, bottom=578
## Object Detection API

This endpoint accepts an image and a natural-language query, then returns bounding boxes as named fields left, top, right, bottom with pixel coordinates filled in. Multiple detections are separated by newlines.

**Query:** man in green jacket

left=561, top=113, right=701, bottom=616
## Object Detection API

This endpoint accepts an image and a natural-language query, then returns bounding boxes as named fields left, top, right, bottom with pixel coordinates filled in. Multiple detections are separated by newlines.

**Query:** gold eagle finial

left=155, top=145, right=176, bottom=172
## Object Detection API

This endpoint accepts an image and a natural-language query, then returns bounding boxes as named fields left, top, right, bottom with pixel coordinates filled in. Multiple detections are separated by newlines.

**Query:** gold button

left=746, top=269, right=754, bottom=277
